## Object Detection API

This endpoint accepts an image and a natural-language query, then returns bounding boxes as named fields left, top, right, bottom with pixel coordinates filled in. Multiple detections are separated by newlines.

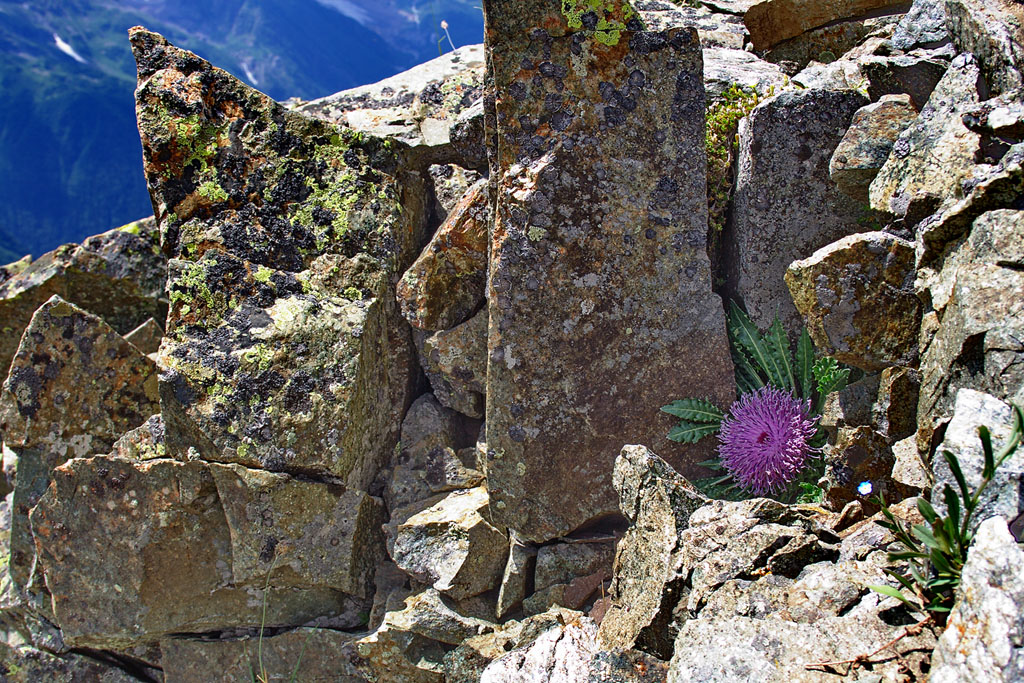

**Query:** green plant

left=246, top=549, right=311, bottom=683
left=869, top=404, right=1023, bottom=619
left=705, top=84, right=765, bottom=241
left=662, top=302, right=849, bottom=502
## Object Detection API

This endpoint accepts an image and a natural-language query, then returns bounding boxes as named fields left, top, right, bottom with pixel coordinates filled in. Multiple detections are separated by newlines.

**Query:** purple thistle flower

left=718, top=386, right=819, bottom=495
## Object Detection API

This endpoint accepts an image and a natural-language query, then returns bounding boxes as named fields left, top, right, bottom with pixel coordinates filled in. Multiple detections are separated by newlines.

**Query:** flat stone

left=0, top=296, right=159, bottom=606
left=389, top=487, right=508, bottom=600
left=417, top=308, right=488, bottom=419
left=744, top=0, right=909, bottom=51
left=497, top=531, right=538, bottom=620
left=484, top=5, right=734, bottom=542
left=891, top=435, right=930, bottom=489
left=764, top=15, right=900, bottom=72
left=702, top=48, right=789, bottom=100
left=918, top=210, right=1024, bottom=438
left=931, top=517, right=1024, bottom=683
left=131, top=28, right=417, bottom=486
left=0, top=639, right=140, bottom=682
left=161, top=629, right=365, bottom=682
left=890, top=0, right=951, bottom=51
left=30, top=455, right=372, bottom=649
left=0, top=217, right=165, bottom=382
left=786, top=231, right=920, bottom=372
left=294, top=45, right=487, bottom=165
left=873, top=366, right=920, bottom=441
left=931, top=389, right=1023, bottom=533
left=123, top=317, right=163, bottom=355
left=480, top=617, right=600, bottom=682
left=535, top=541, right=616, bottom=593
left=861, top=50, right=953, bottom=110
left=945, top=0, right=1024, bottom=96
left=635, top=0, right=748, bottom=49
left=397, top=179, right=489, bottom=331
left=730, top=88, right=868, bottom=336
left=869, top=53, right=982, bottom=223
left=830, top=95, right=919, bottom=203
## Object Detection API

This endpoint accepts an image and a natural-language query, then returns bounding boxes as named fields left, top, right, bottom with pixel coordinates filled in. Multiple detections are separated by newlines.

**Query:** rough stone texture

left=891, top=0, right=952, bottom=51
left=450, top=100, right=489, bottom=172
left=829, top=94, right=919, bottom=203
left=0, top=639, right=140, bottom=682
left=702, top=48, right=789, bottom=100
left=873, top=366, right=920, bottom=441
left=535, top=541, right=617, bottom=593
left=764, top=15, right=900, bottom=73
left=0, top=255, right=31, bottom=286
left=294, top=44, right=487, bottom=166
left=483, top=4, right=734, bottom=542
left=389, top=487, right=508, bottom=600
left=480, top=617, right=600, bottom=682
left=744, top=0, right=909, bottom=51
left=429, top=164, right=485, bottom=227
left=397, top=178, right=489, bottom=331
left=497, top=531, right=538, bottom=620
left=0, top=217, right=165, bottom=383
left=597, top=446, right=707, bottom=658
left=635, top=0, right=748, bottom=49
left=891, top=435, right=931, bottom=489
left=919, top=210, right=1024, bottom=438
left=417, top=308, right=488, bottom=419
left=161, top=629, right=365, bottom=682
left=821, top=426, right=901, bottom=509
left=869, top=54, right=982, bottom=223
left=819, top=373, right=880, bottom=438
left=30, top=455, right=373, bottom=649
left=932, top=389, right=1023, bottom=531
left=131, top=28, right=418, bottom=487
left=931, top=516, right=1024, bottom=683
left=730, top=89, right=868, bottom=336
left=791, top=56, right=868, bottom=91
left=123, top=317, right=163, bottom=355
left=0, top=297, right=159, bottom=610
left=785, top=231, right=921, bottom=372
left=355, top=588, right=496, bottom=683
left=945, top=0, right=1024, bottom=96
left=861, top=50, right=954, bottom=111
left=388, top=394, right=482, bottom=512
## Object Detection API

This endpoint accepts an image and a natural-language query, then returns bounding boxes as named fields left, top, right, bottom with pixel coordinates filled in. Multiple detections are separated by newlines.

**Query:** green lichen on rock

left=561, top=0, right=642, bottom=45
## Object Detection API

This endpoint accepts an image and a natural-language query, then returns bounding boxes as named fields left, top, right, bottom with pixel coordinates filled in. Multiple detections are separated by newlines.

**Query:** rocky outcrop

left=483, top=0, right=734, bottom=543
left=744, top=0, right=908, bottom=51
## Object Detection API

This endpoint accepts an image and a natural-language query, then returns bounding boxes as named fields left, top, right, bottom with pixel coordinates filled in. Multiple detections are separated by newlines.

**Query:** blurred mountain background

left=0, top=0, right=484, bottom=261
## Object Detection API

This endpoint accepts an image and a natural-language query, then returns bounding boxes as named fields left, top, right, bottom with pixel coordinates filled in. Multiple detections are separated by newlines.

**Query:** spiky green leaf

left=943, top=450, right=972, bottom=507
left=667, top=421, right=721, bottom=444
left=767, top=317, right=796, bottom=392
left=868, top=584, right=919, bottom=610
left=727, top=302, right=779, bottom=387
left=661, top=398, right=725, bottom=423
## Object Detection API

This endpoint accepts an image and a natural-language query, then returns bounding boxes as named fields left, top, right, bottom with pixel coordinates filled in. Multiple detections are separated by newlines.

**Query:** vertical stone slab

left=483, top=1, right=734, bottom=541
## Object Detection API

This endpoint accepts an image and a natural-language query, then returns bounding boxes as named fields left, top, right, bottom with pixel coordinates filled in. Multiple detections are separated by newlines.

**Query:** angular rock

left=945, top=0, right=1024, bottom=96
left=821, top=426, right=900, bottom=509
left=635, top=0, right=748, bottom=49
left=417, top=309, right=488, bottom=419
left=861, top=49, right=954, bottom=110
left=919, top=210, right=1024, bottom=434
left=744, top=0, right=908, bottom=51
left=730, top=89, right=868, bottom=336
left=480, top=617, right=600, bottom=682
left=785, top=231, right=920, bottom=371
left=0, top=296, right=159, bottom=605
left=932, top=389, right=1023, bottom=532
left=819, top=373, right=881, bottom=436
left=535, top=541, right=616, bottom=593
left=869, top=54, right=982, bottom=223
left=764, top=15, right=900, bottom=72
left=449, top=100, right=489, bottom=172
left=703, top=48, right=789, bottom=100
left=123, top=317, right=163, bottom=355
left=389, top=487, right=508, bottom=600
left=109, top=414, right=166, bottom=461
left=890, top=0, right=951, bottom=51
left=873, top=366, right=920, bottom=440
left=931, top=517, right=1024, bottom=683
left=891, top=435, right=931, bottom=489
left=598, top=446, right=706, bottom=658
left=497, top=531, right=538, bottom=620
left=295, top=45, right=486, bottom=165
left=161, top=629, right=365, bottom=682
left=0, top=217, right=165, bottom=382
left=30, top=455, right=371, bottom=648
left=355, top=588, right=496, bottom=683
left=388, top=394, right=482, bottom=511
left=429, top=163, right=485, bottom=226
left=830, top=94, right=919, bottom=203
left=0, top=639, right=140, bottom=682
left=397, top=179, right=489, bottom=331
left=0, top=255, right=31, bottom=286
left=484, top=4, right=734, bottom=542
left=131, top=28, right=417, bottom=486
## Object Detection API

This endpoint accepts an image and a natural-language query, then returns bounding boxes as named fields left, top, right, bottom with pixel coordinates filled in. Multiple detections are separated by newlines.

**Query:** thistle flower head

left=718, top=385, right=819, bottom=495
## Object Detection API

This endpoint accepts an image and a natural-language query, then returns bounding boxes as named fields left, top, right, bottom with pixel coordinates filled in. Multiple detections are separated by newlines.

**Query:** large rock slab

left=918, top=210, right=1024, bottom=435
left=29, top=455, right=374, bottom=649
left=0, top=296, right=159, bottom=606
left=0, top=217, right=165, bottom=383
left=131, top=28, right=417, bottom=487
left=744, top=0, right=909, bottom=51
left=729, top=89, right=867, bottom=336
left=868, top=54, right=982, bottom=223
left=829, top=94, right=919, bottom=203
left=703, top=48, right=789, bottom=100
left=397, top=178, right=489, bottom=331
left=931, top=517, right=1024, bottom=683
left=785, top=231, right=920, bottom=372
left=945, top=0, right=1024, bottom=96
left=416, top=308, right=488, bottom=419
left=635, top=0, right=748, bottom=49
left=483, top=1, right=734, bottom=542
left=294, top=45, right=486, bottom=167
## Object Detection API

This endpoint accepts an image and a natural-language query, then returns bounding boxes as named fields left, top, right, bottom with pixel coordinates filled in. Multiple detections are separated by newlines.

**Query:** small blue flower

left=857, top=481, right=873, bottom=496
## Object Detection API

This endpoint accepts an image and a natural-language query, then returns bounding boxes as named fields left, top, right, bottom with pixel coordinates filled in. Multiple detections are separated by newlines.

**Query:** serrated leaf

left=667, top=421, right=721, bottom=444
left=812, top=356, right=850, bottom=413
left=795, top=328, right=815, bottom=401
left=767, top=317, right=796, bottom=392
left=727, top=302, right=778, bottom=387
left=661, top=398, right=725, bottom=423
left=731, top=348, right=764, bottom=395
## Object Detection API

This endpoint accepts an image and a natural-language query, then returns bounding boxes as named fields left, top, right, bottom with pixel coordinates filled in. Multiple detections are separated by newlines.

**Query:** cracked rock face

left=130, top=27, right=417, bottom=486
left=483, top=0, right=734, bottom=543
